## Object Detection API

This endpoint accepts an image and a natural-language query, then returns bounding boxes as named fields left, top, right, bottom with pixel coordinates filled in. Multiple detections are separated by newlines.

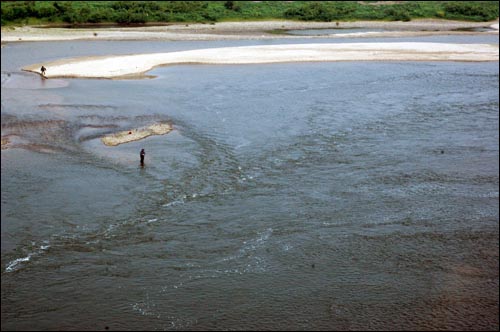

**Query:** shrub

left=53, top=1, right=72, bottom=14
left=34, top=4, right=57, bottom=19
left=284, top=2, right=335, bottom=21
left=384, top=7, right=411, bottom=21
left=224, top=1, right=241, bottom=12
left=444, top=2, right=498, bottom=21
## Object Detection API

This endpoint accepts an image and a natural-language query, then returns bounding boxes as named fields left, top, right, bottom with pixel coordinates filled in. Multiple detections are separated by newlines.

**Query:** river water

left=1, top=34, right=499, bottom=330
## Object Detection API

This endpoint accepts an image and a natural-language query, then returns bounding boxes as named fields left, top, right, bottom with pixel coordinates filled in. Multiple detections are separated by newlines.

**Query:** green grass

left=1, top=1, right=498, bottom=26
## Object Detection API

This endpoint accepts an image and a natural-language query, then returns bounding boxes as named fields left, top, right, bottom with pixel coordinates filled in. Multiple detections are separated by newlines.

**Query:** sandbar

left=101, top=123, right=173, bottom=146
left=22, top=42, right=499, bottom=79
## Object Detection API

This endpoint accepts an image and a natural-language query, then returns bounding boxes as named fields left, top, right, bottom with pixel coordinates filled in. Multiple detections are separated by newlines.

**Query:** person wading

left=140, top=148, right=145, bottom=166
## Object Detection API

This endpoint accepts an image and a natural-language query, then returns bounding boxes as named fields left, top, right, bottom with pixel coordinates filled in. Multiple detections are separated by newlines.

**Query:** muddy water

left=1, top=35, right=498, bottom=330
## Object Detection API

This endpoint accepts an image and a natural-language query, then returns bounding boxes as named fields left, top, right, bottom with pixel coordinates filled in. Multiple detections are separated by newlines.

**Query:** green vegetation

left=1, top=1, right=498, bottom=26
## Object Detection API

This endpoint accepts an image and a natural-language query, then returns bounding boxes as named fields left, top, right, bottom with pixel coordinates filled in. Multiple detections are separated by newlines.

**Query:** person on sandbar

left=40, top=66, right=46, bottom=76
left=140, top=148, right=145, bottom=166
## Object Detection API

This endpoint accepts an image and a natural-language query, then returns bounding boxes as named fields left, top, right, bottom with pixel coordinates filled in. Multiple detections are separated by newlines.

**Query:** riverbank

left=1, top=19, right=498, bottom=42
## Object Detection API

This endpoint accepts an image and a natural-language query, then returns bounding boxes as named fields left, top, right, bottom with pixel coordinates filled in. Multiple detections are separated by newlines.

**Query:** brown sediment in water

left=1, top=137, right=10, bottom=150
left=0, top=136, right=58, bottom=153
left=101, top=122, right=173, bottom=146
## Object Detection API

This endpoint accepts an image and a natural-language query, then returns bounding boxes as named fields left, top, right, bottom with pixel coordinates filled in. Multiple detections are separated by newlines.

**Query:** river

left=1, top=33, right=498, bottom=330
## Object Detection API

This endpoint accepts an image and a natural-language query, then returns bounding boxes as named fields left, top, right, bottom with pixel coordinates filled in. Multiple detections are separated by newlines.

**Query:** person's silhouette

left=140, top=148, right=145, bottom=166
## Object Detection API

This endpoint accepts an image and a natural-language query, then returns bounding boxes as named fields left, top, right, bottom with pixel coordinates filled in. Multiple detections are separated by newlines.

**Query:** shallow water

left=1, top=35, right=499, bottom=331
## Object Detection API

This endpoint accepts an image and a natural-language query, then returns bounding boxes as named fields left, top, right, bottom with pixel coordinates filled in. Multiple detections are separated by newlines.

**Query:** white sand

left=22, top=43, right=499, bottom=79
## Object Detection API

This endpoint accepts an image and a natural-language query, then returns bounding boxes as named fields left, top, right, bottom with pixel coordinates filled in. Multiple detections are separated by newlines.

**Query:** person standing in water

left=140, top=148, right=145, bottom=166
left=40, top=66, right=46, bottom=76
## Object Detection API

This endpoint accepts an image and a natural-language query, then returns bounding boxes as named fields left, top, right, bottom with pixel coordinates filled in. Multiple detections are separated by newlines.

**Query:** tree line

left=1, top=1, right=498, bottom=26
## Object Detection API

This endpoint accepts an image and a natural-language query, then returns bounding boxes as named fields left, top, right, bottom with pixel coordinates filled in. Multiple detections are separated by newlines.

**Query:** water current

left=1, top=34, right=499, bottom=330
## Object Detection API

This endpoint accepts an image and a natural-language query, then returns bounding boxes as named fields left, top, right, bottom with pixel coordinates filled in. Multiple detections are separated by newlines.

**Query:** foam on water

left=5, top=242, right=51, bottom=273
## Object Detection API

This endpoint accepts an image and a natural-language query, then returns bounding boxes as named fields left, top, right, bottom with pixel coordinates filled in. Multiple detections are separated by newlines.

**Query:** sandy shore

left=22, top=42, right=499, bottom=79
left=1, top=19, right=498, bottom=42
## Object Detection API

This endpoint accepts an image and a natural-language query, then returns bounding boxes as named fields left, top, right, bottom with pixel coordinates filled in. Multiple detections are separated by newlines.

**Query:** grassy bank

left=1, top=1, right=498, bottom=27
